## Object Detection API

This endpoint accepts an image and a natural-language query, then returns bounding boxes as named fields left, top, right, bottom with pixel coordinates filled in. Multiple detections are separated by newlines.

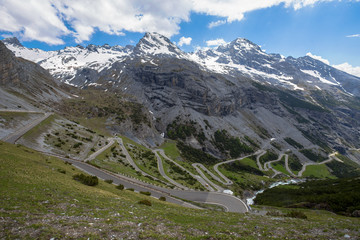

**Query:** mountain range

left=2, top=33, right=360, bottom=164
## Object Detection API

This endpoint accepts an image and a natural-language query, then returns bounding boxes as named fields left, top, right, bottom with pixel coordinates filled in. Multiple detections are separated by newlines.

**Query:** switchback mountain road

left=43, top=152, right=249, bottom=213
left=153, top=150, right=188, bottom=190
left=155, top=149, right=214, bottom=191
left=192, top=163, right=224, bottom=192
left=297, top=152, right=342, bottom=177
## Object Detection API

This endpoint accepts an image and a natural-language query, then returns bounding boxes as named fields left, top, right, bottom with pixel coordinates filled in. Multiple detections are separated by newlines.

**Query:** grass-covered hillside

left=1, top=141, right=360, bottom=239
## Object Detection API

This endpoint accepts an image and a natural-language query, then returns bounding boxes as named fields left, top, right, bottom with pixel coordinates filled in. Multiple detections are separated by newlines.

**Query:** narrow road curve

left=263, top=153, right=283, bottom=171
left=297, top=152, right=342, bottom=177
left=263, top=153, right=286, bottom=177
left=256, top=150, right=266, bottom=171
left=115, top=137, right=150, bottom=177
left=155, top=149, right=214, bottom=192
left=153, top=150, right=188, bottom=190
left=192, top=163, right=224, bottom=192
left=2, top=112, right=52, bottom=144
left=114, top=138, right=169, bottom=185
left=213, top=151, right=264, bottom=185
left=85, top=138, right=114, bottom=161
left=284, top=155, right=297, bottom=177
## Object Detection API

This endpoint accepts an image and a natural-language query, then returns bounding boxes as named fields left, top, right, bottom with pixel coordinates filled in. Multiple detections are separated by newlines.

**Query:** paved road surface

left=44, top=152, right=248, bottom=213
left=256, top=150, right=266, bottom=171
left=284, top=155, right=297, bottom=177
left=213, top=151, right=265, bottom=185
left=154, top=150, right=188, bottom=190
left=2, top=112, right=52, bottom=144
left=85, top=138, right=115, bottom=161
left=155, top=149, right=214, bottom=192
left=0, top=109, right=42, bottom=113
left=297, top=152, right=341, bottom=177
left=192, top=163, right=224, bottom=192
left=2, top=112, right=252, bottom=213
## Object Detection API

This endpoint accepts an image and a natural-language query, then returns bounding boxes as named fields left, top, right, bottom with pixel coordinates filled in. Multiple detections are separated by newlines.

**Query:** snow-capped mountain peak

left=2, top=33, right=360, bottom=96
left=2, top=37, right=23, bottom=47
left=134, top=32, right=184, bottom=57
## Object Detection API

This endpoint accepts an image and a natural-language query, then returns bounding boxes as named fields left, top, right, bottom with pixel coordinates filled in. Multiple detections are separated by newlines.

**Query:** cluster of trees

left=300, top=149, right=327, bottom=162
left=213, top=130, right=253, bottom=158
left=284, top=137, right=303, bottom=149
left=259, top=151, right=278, bottom=165
left=73, top=173, right=99, bottom=186
left=223, top=160, right=264, bottom=176
left=177, top=142, right=218, bottom=164
left=166, top=119, right=206, bottom=144
left=255, top=177, right=360, bottom=216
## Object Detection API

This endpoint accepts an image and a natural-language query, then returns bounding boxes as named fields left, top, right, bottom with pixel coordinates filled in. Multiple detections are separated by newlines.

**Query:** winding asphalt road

left=43, top=151, right=249, bottom=213
left=85, top=138, right=114, bottom=161
left=256, top=150, right=266, bottom=171
left=153, top=150, right=188, bottom=190
left=2, top=112, right=52, bottom=144
left=284, top=156, right=297, bottom=177
left=297, top=152, right=341, bottom=177
left=192, top=163, right=224, bottom=192
left=155, top=149, right=214, bottom=191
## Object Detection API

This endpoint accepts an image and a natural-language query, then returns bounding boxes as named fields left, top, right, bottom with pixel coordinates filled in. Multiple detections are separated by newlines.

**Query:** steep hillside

left=0, top=41, right=69, bottom=110
left=1, top=141, right=359, bottom=239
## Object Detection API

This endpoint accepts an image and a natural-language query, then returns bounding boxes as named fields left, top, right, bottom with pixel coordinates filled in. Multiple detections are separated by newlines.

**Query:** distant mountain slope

left=0, top=41, right=69, bottom=110
left=2, top=34, right=360, bottom=164
left=3, top=34, right=360, bottom=96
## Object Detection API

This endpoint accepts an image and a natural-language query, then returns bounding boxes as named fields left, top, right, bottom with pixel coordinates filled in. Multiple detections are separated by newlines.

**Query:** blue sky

left=0, top=0, right=359, bottom=74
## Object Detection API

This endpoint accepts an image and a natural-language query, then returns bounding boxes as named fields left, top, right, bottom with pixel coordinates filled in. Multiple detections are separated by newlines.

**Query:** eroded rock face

left=0, top=41, right=68, bottom=108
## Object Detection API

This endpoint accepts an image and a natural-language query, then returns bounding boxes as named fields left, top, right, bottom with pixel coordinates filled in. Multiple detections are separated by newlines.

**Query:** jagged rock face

left=0, top=41, right=68, bottom=107
left=1, top=37, right=23, bottom=47
left=0, top=41, right=20, bottom=85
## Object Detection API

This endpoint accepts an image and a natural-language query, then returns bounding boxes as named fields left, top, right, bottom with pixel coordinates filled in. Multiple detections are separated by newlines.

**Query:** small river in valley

left=246, top=179, right=305, bottom=207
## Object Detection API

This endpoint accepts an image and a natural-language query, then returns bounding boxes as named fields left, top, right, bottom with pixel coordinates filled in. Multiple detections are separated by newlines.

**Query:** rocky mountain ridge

left=0, top=41, right=69, bottom=110
left=2, top=34, right=360, bottom=164
left=3, top=33, right=360, bottom=96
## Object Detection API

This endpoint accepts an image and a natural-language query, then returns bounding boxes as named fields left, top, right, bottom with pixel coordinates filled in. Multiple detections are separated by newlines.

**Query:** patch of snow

left=301, top=69, right=338, bottom=85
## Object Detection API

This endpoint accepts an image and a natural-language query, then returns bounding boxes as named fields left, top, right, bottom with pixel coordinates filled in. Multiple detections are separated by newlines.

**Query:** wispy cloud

left=208, top=20, right=227, bottom=29
left=178, top=36, right=192, bottom=46
left=346, top=34, right=360, bottom=38
left=206, top=38, right=227, bottom=47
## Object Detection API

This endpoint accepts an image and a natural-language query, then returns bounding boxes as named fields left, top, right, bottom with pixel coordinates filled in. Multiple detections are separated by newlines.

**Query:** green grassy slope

left=1, top=141, right=359, bottom=239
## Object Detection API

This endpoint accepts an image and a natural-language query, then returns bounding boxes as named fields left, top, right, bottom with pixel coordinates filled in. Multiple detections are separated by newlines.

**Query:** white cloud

left=333, top=63, right=360, bottom=78
left=0, top=0, right=337, bottom=44
left=208, top=20, right=227, bottom=28
left=206, top=38, right=227, bottom=46
left=346, top=34, right=360, bottom=38
left=307, top=52, right=360, bottom=78
left=306, top=52, right=330, bottom=65
left=0, top=0, right=70, bottom=44
left=178, top=36, right=192, bottom=46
